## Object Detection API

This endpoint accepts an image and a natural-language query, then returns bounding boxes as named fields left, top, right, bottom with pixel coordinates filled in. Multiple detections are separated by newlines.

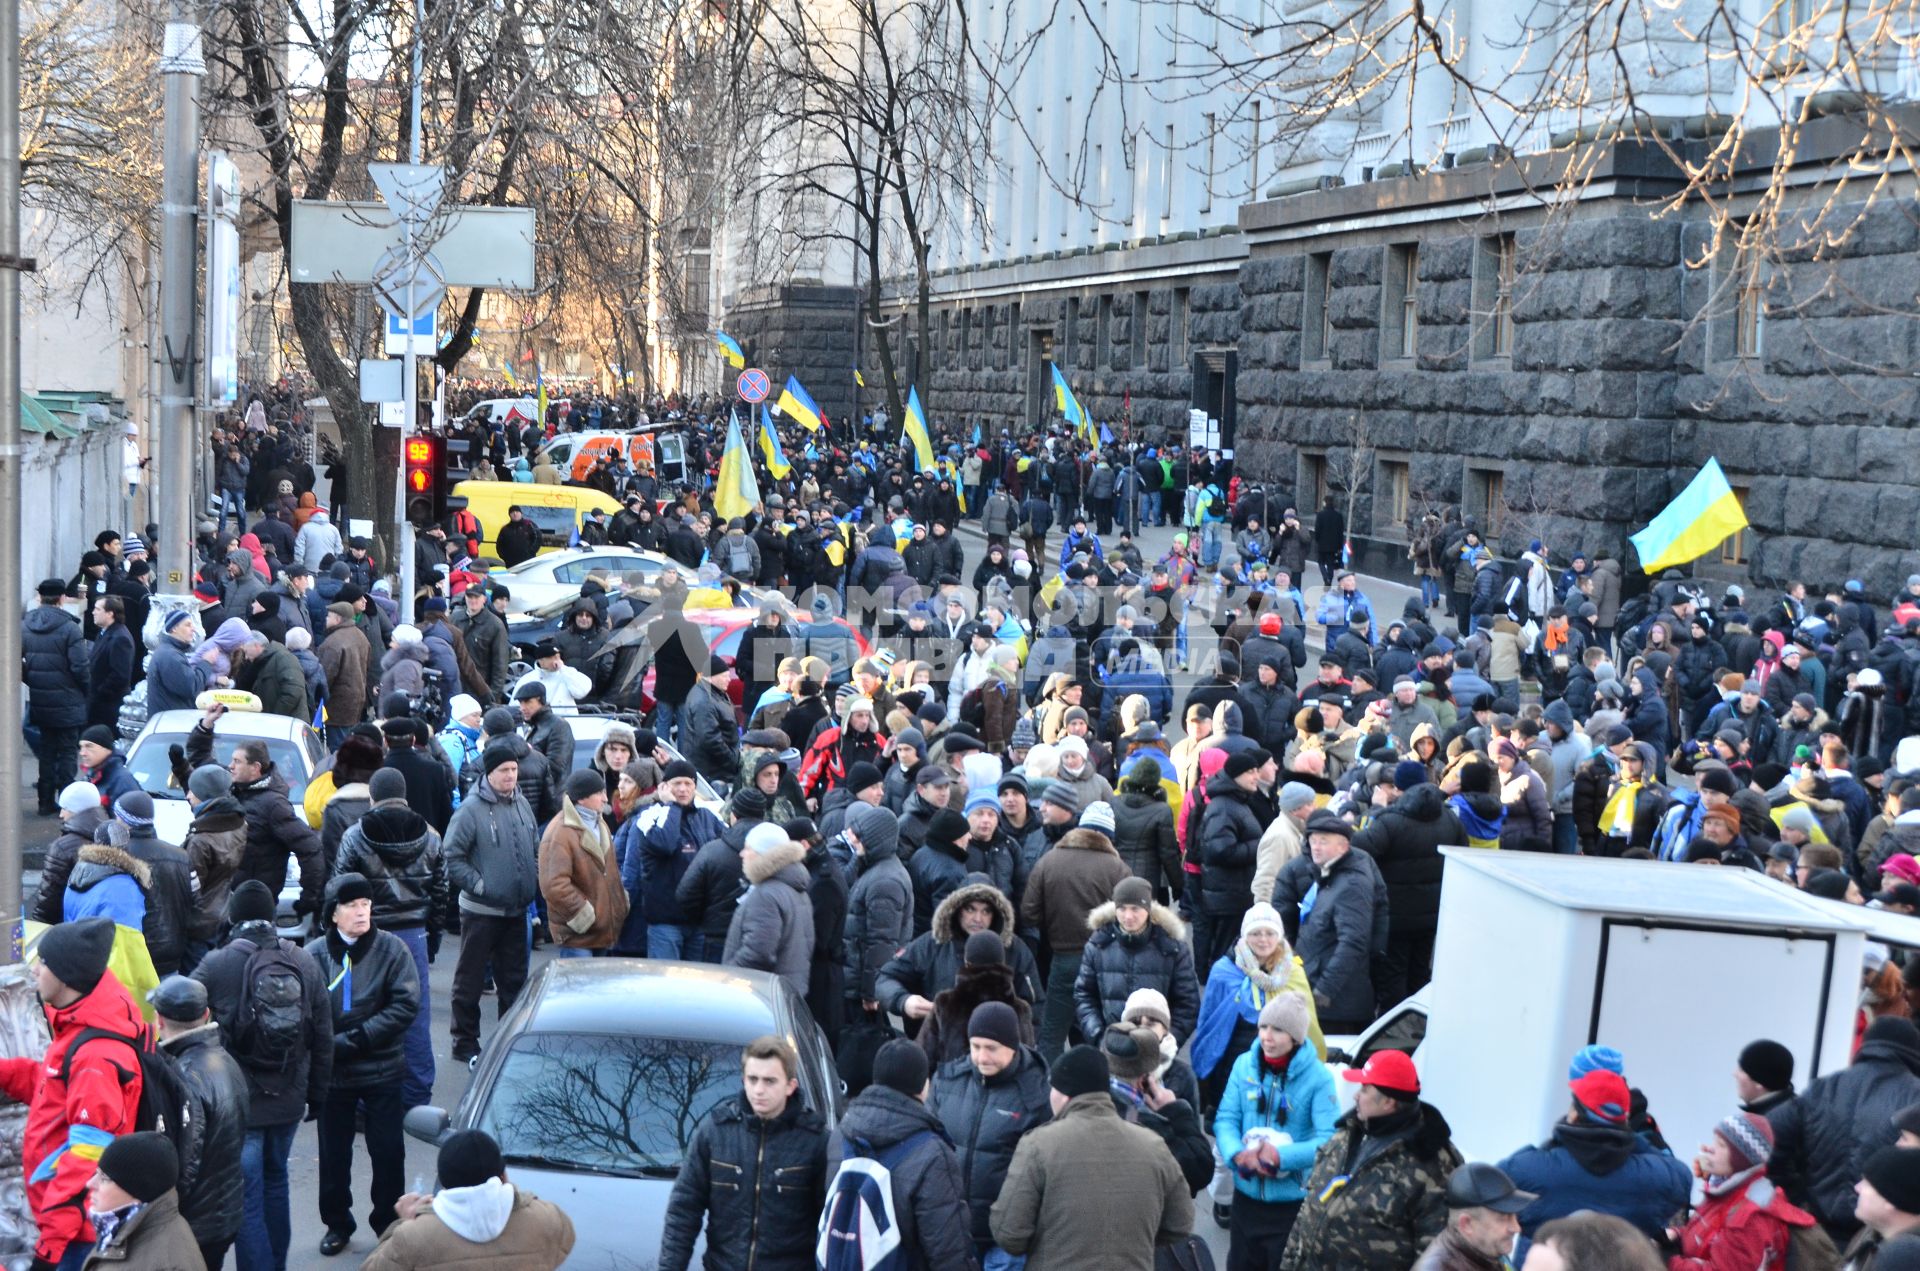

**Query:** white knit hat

left=1241, top=903, right=1286, bottom=939
left=1078, top=800, right=1116, bottom=836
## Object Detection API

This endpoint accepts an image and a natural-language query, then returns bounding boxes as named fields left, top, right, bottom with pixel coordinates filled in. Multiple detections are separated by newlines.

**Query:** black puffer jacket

left=908, top=839, right=971, bottom=935
left=1198, top=777, right=1266, bottom=917
left=22, top=602, right=88, bottom=727
left=1769, top=1028, right=1920, bottom=1235
left=680, top=680, right=741, bottom=787
left=162, top=1023, right=249, bottom=1246
left=1074, top=901, right=1200, bottom=1042
left=677, top=820, right=754, bottom=948
left=826, top=1085, right=975, bottom=1271
left=192, top=918, right=334, bottom=1128
left=32, top=806, right=104, bottom=924
left=521, top=706, right=576, bottom=791
left=928, top=1047, right=1053, bottom=1247
left=658, top=1093, right=829, bottom=1271
left=1111, top=789, right=1181, bottom=894
left=877, top=879, right=1043, bottom=1016
left=303, top=880, right=421, bottom=1090
left=122, top=828, right=196, bottom=978
left=331, top=802, right=445, bottom=933
left=187, top=720, right=324, bottom=914
left=1351, top=783, right=1461, bottom=936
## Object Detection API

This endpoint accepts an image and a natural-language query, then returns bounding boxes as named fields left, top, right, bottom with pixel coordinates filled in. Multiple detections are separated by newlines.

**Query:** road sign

left=359, top=358, right=403, bottom=403
left=290, top=201, right=536, bottom=289
left=738, top=368, right=771, bottom=403
left=368, top=163, right=446, bottom=228
left=372, top=244, right=446, bottom=319
left=383, top=311, right=437, bottom=355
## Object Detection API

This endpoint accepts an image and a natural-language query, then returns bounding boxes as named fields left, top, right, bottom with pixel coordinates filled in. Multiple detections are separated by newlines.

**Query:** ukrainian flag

left=776, top=375, right=826, bottom=432
left=715, top=331, right=746, bottom=369
left=1051, top=363, right=1091, bottom=442
left=535, top=361, right=547, bottom=427
left=715, top=409, right=761, bottom=520
left=853, top=365, right=865, bottom=388
left=759, top=403, right=792, bottom=479
left=939, top=459, right=968, bottom=513
left=901, top=386, right=935, bottom=471
left=501, top=360, right=518, bottom=388
left=1630, top=458, right=1749, bottom=574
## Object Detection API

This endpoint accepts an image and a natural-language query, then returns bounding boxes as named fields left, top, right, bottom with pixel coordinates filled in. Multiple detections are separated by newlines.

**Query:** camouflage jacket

left=1281, top=1102, right=1465, bottom=1271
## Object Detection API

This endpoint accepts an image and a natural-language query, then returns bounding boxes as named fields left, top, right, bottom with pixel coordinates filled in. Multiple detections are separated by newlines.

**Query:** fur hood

left=1086, top=899, right=1187, bottom=942
left=74, top=843, right=151, bottom=888
left=931, top=879, right=1016, bottom=945
left=742, top=840, right=807, bottom=885
left=1056, top=826, right=1119, bottom=856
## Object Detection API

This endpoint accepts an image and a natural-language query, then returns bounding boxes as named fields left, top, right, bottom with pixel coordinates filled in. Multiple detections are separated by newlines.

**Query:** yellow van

left=451, top=480, right=622, bottom=558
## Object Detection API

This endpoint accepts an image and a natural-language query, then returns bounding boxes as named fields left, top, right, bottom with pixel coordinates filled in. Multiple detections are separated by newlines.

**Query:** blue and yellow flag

left=715, top=331, right=746, bottom=369
left=759, top=403, right=792, bottom=478
left=715, top=409, right=761, bottom=520
left=501, top=359, right=518, bottom=388
left=776, top=376, right=826, bottom=432
left=852, top=365, right=865, bottom=388
left=939, top=458, right=968, bottom=513
left=1630, top=458, right=1748, bottom=574
left=1051, top=363, right=1090, bottom=443
left=901, top=387, right=935, bottom=471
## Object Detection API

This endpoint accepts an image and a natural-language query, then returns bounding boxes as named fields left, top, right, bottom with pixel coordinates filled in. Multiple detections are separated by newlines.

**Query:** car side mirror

left=403, top=1105, right=451, bottom=1146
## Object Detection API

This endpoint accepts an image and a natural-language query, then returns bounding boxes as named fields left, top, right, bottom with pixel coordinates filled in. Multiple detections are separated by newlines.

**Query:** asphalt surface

left=9, top=509, right=1427, bottom=1268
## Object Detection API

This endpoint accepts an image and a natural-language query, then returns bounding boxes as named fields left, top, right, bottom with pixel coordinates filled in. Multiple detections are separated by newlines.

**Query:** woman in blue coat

left=1213, top=990, right=1340, bottom=1270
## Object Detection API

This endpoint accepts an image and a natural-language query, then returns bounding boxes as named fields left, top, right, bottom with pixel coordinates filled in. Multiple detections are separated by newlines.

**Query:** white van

left=461, top=397, right=539, bottom=428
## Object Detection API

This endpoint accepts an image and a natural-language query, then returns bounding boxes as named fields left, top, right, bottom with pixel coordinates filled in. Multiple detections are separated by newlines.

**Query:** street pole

left=158, top=10, right=203, bottom=597
left=0, top=0, right=24, bottom=949
left=394, top=0, right=424, bottom=613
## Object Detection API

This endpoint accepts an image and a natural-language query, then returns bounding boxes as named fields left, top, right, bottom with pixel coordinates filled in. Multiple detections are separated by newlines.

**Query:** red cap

left=1570, top=1070, right=1631, bottom=1125
left=1259, top=613, right=1283, bottom=636
left=1341, top=1050, right=1420, bottom=1095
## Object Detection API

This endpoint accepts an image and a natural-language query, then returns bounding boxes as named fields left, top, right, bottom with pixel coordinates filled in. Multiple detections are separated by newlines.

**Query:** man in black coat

left=799, top=820, right=849, bottom=1051
left=378, top=715, right=454, bottom=835
left=1351, top=768, right=1463, bottom=1012
left=658, top=1036, right=829, bottom=1271
left=152, top=975, right=251, bottom=1270
left=87, top=595, right=136, bottom=732
left=304, top=872, right=421, bottom=1255
left=24, top=577, right=89, bottom=815
left=495, top=507, right=542, bottom=568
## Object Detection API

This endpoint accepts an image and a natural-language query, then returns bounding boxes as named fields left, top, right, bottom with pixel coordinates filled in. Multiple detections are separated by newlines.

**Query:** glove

left=1313, top=990, right=1331, bottom=1012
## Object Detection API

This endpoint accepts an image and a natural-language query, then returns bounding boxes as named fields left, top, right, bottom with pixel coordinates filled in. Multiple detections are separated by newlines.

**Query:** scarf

left=1705, top=1163, right=1765, bottom=1198
left=1543, top=621, right=1568, bottom=652
left=1602, top=780, right=1643, bottom=840
left=89, top=1201, right=142, bottom=1250
left=1449, top=795, right=1506, bottom=847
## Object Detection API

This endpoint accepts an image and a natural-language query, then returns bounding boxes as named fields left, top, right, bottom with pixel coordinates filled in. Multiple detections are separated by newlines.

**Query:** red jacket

left=0, top=972, right=146, bottom=1262
left=1668, top=1173, right=1816, bottom=1271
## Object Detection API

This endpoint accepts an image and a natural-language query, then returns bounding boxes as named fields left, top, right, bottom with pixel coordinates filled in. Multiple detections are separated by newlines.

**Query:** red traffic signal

left=403, top=434, right=444, bottom=524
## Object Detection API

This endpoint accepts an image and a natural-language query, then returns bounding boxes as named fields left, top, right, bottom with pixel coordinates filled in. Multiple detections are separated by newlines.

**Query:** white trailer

left=1392, top=849, right=1872, bottom=1165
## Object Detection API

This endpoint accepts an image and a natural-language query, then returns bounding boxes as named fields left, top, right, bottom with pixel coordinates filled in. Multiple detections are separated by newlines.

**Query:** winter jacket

left=1499, top=758, right=1554, bottom=851
left=1020, top=827, right=1133, bottom=955
left=877, top=879, right=1043, bottom=1017
left=1499, top=1118, right=1693, bottom=1243
left=192, top=918, right=333, bottom=1127
left=122, top=829, right=195, bottom=977
left=680, top=679, right=740, bottom=785
left=333, top=803, right=444, bottom=933
left=722, top=841, right=815, bottom=999
left=1198, top=777, right=1266, bottom=918
left=1111, top=789, right=1181, bottom=893
left=915, top=960, right=1036, bottom=1067
left=844, top=811, right=916, bottom=1002
left=805, top=842, right=849, bottom=1040
left=1590, top=558, right=1624, bottom=627
left=361, top=1183, right=576, bottom=1271
left=1352, top=784, right=1458, bottom=936
left=990, top=1090, right=1194, bottom=1271
left=538, top=798, right=627, bottom=950
left=629, top=798, right=725, bottom=927
left=441, top=778, right=541, bottom=918
left=1214, top=1037, right=1341, bottom=1203
left=23, top=602, right=89, bottom=728
left=188, top=721, right=325, bottom=914
left=180, top=798, right=247, bottom=943
left=86, top=622, right=135, bottom=731
left=519, top=706, right=576, bottom=793
left=304, top=910, right=421, bottom=1088
left=319, top=783, right=371, bottom=873
left=450, top=606, right=511, bottom=702
left=1667, top=1172, right=1818, bottom=1271
left=909, top=838, right=973, bottom=934
left=1073, top=901, right=1199, bottom=1042
left=244, top=642, right=309, bottom=720
left=1281, top=1103, right=1463, bottom=1271
left=292, top=509, right=342, bottom=572
left=0, top=969, right=146, bottom=1263
left=160, top=1022, right=249, bottom=1247
left=316, top=621, right=371, bottom=726
left=678, top=823, right=753, bottom=948
left=1271, top=848, right=1387, bottom=1025
left=929, top=1046, right=1053, bottom=1247
left=459, top=732, right=559, bottom=828
left=828, top=1085, right=976, bottom=1271
left=1768, top=1033, right=1920, bottom=1235
left=33, top=806, right=104, bottom=924
left=146, top=633, right=210, bottom=717
left=658, top=1092, right=829, bottom=1271
left=77, top=1188, right=204, bottom=1271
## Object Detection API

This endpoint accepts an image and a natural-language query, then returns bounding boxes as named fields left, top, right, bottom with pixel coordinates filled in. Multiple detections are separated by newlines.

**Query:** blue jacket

left=1314, top=589, right=1376, bottom=643
left=1212, top=1038, right=1339, bottom=1203
left=1651, top=789, right=1705, bottom=862
left=145, top=632, right=209, bottom=716
left=630, top=799, right=725, bottom=925
left=1498, top=1118, right=1692, bottom=1244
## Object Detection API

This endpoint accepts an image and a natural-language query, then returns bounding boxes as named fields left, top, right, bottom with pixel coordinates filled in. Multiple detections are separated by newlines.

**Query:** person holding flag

left=901, top=386, right=936, bottom=472
left=758, top=404, right=793, bottom=480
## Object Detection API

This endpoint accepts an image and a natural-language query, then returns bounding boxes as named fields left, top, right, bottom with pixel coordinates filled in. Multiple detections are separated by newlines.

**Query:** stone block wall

left=722, top=285, right=861, bottom=427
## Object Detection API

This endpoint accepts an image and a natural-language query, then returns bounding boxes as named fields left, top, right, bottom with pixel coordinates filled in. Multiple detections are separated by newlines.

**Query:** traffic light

left=403, top=434, right=445, bottom=526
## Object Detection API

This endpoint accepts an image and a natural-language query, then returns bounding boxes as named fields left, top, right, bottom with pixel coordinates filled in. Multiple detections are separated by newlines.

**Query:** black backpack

left=61, top=1028, right=201, bottom=1187
left=231, top=939, right=310, bottom=1096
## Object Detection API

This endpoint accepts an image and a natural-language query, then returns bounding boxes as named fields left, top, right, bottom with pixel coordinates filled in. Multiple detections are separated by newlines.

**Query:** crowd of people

left=22, top=384, right=1920, bottom=1271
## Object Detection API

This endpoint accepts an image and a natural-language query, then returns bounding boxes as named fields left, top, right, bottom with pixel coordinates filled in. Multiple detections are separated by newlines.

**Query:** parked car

left=494, top=547, right=703, bottom=614
left=403, top=959, right=842, bottom=1270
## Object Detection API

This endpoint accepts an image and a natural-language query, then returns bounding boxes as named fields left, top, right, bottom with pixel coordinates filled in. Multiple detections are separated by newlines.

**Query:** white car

left=494, top=548, right=700, bottom=613
left=121, top=709, right=325, bottom=939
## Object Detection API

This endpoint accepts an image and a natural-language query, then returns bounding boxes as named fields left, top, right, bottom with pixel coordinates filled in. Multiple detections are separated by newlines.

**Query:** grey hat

left=483, top=706, right=519, bottom=737
left=188, top=764, right=232, bottom=803
left=1279, top=782, right=1316, bottom=813
left=369, top=768, right=409, bottom=804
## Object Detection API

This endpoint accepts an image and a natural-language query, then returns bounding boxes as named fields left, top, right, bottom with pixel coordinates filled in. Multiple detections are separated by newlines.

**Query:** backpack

left=1776, top=1220, right=1840, bottom=1271
left=231, top=939, right=311, bottom=1096
left=60, top=1028, right=201, bottom=1187
left=816, top=1129, right=935, bottom=1271
left=727, top=536, right=753, bottom=576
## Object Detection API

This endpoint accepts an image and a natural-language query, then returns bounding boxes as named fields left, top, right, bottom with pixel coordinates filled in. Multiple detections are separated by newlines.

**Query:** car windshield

left=477, top=1034, right=739, bottom=1175
left=125, top=732, right=312, bottom=806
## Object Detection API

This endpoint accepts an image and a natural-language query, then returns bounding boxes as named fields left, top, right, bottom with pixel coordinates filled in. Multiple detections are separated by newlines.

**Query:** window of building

left=1384, top=242, right=1419, bottom=361
left=1091, top=143, right=1103, bottom=234
left=1097, top=295, right=1112, bottom=369
left=960, top=308, right=972, bottom=358
left=1171, top=287, right=1190, bottom=363
left=1065, top=297, right=1079, bottom=365
left=1734, top=240, right=1765, bottom=360
left=937, top=311, right=949, bottom=370
left=1301, top=451, right=1328, bottom=511
left=1378, top=458, right=1410, bottom=533
left=1009, top=300, right=1022, bottom=369
left=1132, top=290, right=1150, bottom=367
left=1304, top=252, right=1332, bottom=363
left=984, top=306, right=997, bottom=368
left=1468, top=467, right=1506, bottom=538
left=1720, top=484, right=1754, bottom=564
left=1471, top=233, right=1516, bottom=361
left=1201, top=114, right=1215, bottom=214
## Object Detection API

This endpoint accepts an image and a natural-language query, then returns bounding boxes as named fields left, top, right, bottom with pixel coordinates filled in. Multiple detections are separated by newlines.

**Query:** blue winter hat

left=162, top=609, right=194, bottom=634
left=964, top=788, right=999, bottom=816
left=1393, top=760, right=1429, bottom=791
left=1568, top=1044, right=1626, bottom=1082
